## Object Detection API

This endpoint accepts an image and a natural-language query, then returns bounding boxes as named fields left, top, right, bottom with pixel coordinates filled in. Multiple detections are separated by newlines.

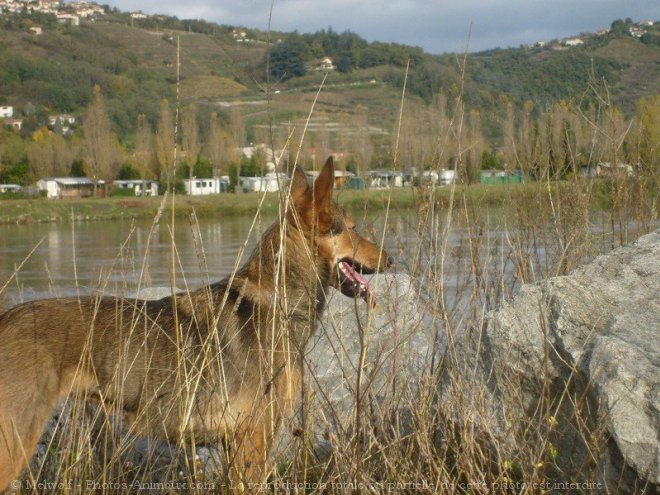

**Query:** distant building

left=318, top=57, right=335, bottom=70
left=183, top=177, right=228, bottom=195
left=48, top=114, right=76, bottom=134
left=232, top=29, right=247, bottom=40
left=130, top=12, right=147, bottom=19
left=57, top=13, right=80, bottom=26
left=564, top=38, right=584, bottom=47
left=240, top=173, right=286, bottom=193
left=0, top=106, right=13, bottom=118
left=37, top=177, right=97, bottom=199
left=236, top=144, right=288, bottom=172
left=113, top=179, right=159, bottom=196
left=629, top=27, right=646, bottom=38
left=480, top=169, right=522, bottom=185
left=0, top=184, right=22, bottom=194
left=29, top=26, right=43, bottom=35
left=4, top=118, right=23, bottom=131
left=439, top=169, right=456, bottom=186
left=305, top=169, right=354, bottom=189
left=367, top=170, right=404, bottom=188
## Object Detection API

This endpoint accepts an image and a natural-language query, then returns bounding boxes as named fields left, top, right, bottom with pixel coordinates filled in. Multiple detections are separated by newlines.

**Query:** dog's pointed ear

left=304, top=156, right=334, bottom=230
left=312, top=156, right=334, bottom=210
left=289, top=165, right=308, bottom=202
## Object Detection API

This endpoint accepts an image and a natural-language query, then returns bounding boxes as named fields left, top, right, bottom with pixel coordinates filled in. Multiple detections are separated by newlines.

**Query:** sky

left=99, top=0, right=660, bottom=54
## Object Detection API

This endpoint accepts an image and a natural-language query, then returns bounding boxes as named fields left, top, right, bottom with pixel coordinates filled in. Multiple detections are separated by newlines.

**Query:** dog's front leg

left=228, top=409, right=276, bottom=492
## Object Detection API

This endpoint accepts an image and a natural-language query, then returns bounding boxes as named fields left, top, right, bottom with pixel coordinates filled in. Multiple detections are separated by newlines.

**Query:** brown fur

left=0, top=157, right=390, bottom=490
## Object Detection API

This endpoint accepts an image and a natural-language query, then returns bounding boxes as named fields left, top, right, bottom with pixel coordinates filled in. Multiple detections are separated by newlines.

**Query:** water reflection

left=0, top=215, right=277, bottom=304
left=0, top=208, right=653, bottom=314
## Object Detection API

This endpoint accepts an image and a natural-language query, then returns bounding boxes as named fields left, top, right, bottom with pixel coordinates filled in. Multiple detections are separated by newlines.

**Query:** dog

left=0, top=156, right=392, bottom=490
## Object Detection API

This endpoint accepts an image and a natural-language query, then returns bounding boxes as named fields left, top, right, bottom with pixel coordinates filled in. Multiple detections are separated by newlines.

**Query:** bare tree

left=182, top=103, right=200, bottom=178
left=565, top=108, right=587, bottom=175
left=316, top=111, right=330, bottom=166
left=207, top=112, right=236, bottom=177
left=518, top=100, right=535, bottom=177
left=353, top=108, right=373, bottom=177
left=28, top=128, right=73, bottom=180
left=500, top=97, right=517, bottom=172
left=466, top=109, right=485, bottom=184
left=635, top=95, right=660, bottom=170
left=549, top=102, right=569, bottom=177
left=230, top=105, right=248, bottom=188
left=229, top=106, right=246, bottom=148
left=598, top=105, right=628, bottom=167
left=155, top=99, right=175, bottom=190
left=83, top=85, right=116, bottom=195
left=535, top=110, right=552, bottom=179
left=134, top=114, right=154, bottom=195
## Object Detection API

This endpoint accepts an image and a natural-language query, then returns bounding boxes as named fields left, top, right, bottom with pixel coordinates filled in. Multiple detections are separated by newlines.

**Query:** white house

left=439, top=169, right=456, bottom=186
left=57, top=13, right=80, bottom=26
left=564, top=38, right=584, bottom=47
left=629, top=27, right=646, bottom=38
left=183, top=177, right=227, bottom=195
left=48, top=114, right=76, bottom=134
left=0, top=184, right=22, bottom=194
left=305, top=169, right=354, bottom=189
left=4, top=118, right=23, bottom=131
left=236, top=144, right=288, bottom=172
left=240, top=173, right=286, bottom=193
left=0, top=106, right=13, bottom=118
left=48, top=114, right=76, bottom=126
left=113, top=179, right=159, bottom=196
left=318, top=57, right=334, bottom=70
left=367, top=170, right=404, bottom=188
left=37, top=177, right=96, bottom=199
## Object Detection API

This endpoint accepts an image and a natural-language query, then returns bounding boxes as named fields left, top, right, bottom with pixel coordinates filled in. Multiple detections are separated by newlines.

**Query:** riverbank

left=0, top=180, right=631, bottom=224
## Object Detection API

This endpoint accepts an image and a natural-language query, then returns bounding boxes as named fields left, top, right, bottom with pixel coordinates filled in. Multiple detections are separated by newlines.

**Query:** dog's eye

left=351, top=225, right=357, bottom=232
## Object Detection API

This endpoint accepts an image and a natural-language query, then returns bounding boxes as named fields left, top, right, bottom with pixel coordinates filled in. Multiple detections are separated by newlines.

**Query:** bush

left=109, top=186, right=136, bottom=197
left=116, top=163, right=141, bottom=180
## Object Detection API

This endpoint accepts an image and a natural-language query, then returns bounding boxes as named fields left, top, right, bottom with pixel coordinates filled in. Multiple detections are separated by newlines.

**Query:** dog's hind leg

left=0, top=383, right=53, bottom=488
left=0, top=361, right=89, bottom=491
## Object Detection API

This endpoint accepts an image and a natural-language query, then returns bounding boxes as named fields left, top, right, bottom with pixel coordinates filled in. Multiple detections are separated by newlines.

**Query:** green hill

left=1, top=10, right=657, bottom=137
left=0, top=8, right=657, bottom=187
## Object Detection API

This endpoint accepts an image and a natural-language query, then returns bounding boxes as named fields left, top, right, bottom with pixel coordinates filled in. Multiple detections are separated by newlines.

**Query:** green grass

left=0, top=181, right=634, bottom=225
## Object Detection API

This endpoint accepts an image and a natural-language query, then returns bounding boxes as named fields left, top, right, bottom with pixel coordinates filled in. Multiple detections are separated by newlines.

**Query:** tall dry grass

left=1, top=55, right=658, bottom=495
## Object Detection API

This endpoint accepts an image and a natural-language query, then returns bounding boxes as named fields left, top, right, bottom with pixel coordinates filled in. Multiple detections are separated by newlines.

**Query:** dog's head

left=288, top=156, right=393, bottom=305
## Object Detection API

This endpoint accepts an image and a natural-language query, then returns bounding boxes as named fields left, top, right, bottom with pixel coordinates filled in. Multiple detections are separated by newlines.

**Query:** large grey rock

left=293, top=273, right=426, bottom=454
left=459, top=230, right=660, bottom=491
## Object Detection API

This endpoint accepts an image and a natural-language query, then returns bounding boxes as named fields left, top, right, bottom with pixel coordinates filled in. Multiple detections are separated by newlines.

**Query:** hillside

left=0, top=6, right=658, bottom=189
left=0, top=9, right=658, bottom=136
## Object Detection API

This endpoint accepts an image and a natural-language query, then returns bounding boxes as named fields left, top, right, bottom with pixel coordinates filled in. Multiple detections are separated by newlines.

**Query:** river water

left=0, top=211, right=406, bottom=307
left=0, top=206, right=652, bottom=312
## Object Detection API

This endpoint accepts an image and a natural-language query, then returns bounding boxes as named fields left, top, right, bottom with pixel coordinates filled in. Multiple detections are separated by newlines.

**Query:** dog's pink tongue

left=339, top=261, right=375, bottom=306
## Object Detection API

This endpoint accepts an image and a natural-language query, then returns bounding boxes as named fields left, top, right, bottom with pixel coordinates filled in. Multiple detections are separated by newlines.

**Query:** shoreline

left=0, top=181, right=616, bottom=224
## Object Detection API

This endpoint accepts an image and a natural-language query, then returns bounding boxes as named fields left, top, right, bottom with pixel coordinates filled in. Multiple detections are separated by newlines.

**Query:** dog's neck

left=228, top=219, right=331, bottom=325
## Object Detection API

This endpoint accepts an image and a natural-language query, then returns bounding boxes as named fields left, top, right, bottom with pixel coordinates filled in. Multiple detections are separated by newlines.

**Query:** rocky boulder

left=273, top=273, right=427, bottom=458
left=458, top=230, right=659, bottom=492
